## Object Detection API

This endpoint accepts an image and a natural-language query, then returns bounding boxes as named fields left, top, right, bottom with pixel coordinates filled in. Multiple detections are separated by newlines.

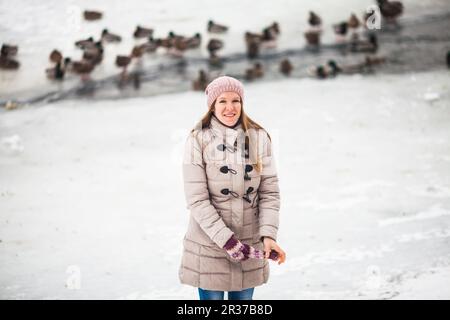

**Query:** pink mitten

left=223, top=235, right=265, bottom=261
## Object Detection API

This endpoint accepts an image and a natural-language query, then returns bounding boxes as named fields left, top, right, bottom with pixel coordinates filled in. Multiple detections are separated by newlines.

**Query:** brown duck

left=134, top=25, right=154, bottom=38
left=308, top=11, right=322, bottom=27
left=207, top=39, right=223, bottom=54
left=49, top=49, right=63, bottom=63
left=82, top=41, right=103, bottom=65
left=348, top=13, right=361, bottom=29
left=75, top=37, right=94, bottom=49
left=245, top=62, right=264, bottom=80
left=138, top=37, right=159, bottom=53
left=71, top=60, right=95, bottom=80
left=377, top=0, right=403, bottom=23
left=1, top=44, right=18, bottom=57
left=280, top=59, right=293, bottom=76
left=185, top=33, right=201, bottom=49
left=83, top=10, right=102, bottom=21
left=0, top=56, right=19, bottom=70
left=0, top=44, right=19, bottom=70
left=304, top=30, right=321, bottom=45
left=101, top=29, right=122, bottom=43
left=245, top=34, right=261, bottom=59
left=192, top=70, right=209, bottom=91
left=207, top=20, right=228, bottom=33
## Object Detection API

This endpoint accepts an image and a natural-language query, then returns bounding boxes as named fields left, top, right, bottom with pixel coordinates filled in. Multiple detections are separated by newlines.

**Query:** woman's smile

left=214, top=91, right=242, bottom=127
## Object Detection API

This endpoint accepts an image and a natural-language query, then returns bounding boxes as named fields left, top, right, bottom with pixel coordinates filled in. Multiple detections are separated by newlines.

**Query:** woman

left=179, top=75, right=286, bottom=300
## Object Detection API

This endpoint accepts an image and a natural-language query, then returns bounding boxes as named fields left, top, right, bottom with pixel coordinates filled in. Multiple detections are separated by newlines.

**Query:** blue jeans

left=198, top=287, right=255, bottom=300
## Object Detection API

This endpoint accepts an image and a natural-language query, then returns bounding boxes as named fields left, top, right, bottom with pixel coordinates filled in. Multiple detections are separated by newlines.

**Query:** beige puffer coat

left=178, top=115, right=280, bottom=291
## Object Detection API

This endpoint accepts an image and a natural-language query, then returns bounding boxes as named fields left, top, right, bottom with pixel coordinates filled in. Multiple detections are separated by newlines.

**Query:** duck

left=246, top=36, right=260, bottom=59
left=101, top=29, right=122, bottom=43
left=262, top=28, right=275, bottom=42
left=1, top=44, right=18, bottom=57
left=245, top=62, right=264, bottom=80
left=207, top=39, right=223, bottom=54
left=172, top=37, right=188, bottom=51
left=115, top=55, right=133, bottom=87
left=133, top=25, right=154, bottom=38
left=348, top=13, right=361, bottom=30
left=1, top=44, right=19, bottom=69
left=192, top=70, right=209, bottom=91
left=280, top=59, right=293, bottom=76
left=333, top=21, right=348, bottom=42
left=308, top=60, right=342, bottom=79
left=75, top=36, right=94, bottom=49
left=131, top=45, right=145, bottom=59
left=71, top=60, right=95, bottom=81
left=304, top=30, right=321, bottom=46
left=327, top=60, right=342, bottom=76
left=266, top=22, right=280, bottom=37
left=115, top=55, right=132, bottom=69
left=309, top=65, right=327, bottom=79
left=138, top=36, right=159, bottom=53
left=155, top=37, right=173, bottom=49
left=207, top=20, right=228, bottom=33
left=245, top=31, right=263, bottom=43
left=0, top=55, right=20, bottom=70
left=377, top=0, right=404, bottom=24
left=261, top=28, right=278, bottom=48
left=46, top=61, right=65, bottom=80
left=185, top=33, right=202, bottom=49
left=167, top=38, right=189, bottom=57
left=49, top=49, right=63, bottom=63
left=308, top=11, right=322, bottom=28
left=168, top=31, right=187, bottom=42
left=82, top=41, right=103, bottom=65
left=83, top=10, right=102, bottom=21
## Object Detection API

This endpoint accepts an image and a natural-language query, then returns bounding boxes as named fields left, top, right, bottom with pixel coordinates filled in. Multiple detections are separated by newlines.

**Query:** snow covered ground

left=1, top=69, right=449, bottom=299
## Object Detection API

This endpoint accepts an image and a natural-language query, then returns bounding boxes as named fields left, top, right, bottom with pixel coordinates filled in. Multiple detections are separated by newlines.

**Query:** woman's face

left=213, top=91, right=242, bottom=127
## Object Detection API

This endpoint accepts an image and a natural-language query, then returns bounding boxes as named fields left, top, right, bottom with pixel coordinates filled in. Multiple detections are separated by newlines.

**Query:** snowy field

left=1, top=70, right=449, bottom=299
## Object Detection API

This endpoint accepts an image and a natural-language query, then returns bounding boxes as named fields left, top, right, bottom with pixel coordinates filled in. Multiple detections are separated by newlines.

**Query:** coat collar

left=209, top=114, right=243, bottom=141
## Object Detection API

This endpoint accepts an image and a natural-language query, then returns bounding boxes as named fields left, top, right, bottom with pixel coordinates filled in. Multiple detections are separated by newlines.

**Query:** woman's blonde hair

left=191, top=98, right=270, bottom=172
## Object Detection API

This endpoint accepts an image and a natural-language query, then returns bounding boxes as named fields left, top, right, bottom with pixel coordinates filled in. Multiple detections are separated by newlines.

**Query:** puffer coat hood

left=179, top=114, right=280, bottom=291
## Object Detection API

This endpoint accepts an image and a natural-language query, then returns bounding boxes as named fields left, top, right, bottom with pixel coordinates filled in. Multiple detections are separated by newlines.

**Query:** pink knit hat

left=205, top=75, right=244, bottom=109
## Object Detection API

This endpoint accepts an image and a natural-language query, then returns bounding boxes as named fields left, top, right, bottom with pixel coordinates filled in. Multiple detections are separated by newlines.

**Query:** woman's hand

left=263, top=237, right=286, bottom=265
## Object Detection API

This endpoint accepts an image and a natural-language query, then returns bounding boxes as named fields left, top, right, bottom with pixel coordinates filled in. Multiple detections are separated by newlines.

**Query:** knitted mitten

left=223, top=235, right=265, bottom=261
left=268, top=250, right=279, bottom=260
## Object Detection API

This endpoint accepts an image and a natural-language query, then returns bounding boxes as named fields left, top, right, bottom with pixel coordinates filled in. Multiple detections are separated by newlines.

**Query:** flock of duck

left=1, top=0, right=429, bottom=94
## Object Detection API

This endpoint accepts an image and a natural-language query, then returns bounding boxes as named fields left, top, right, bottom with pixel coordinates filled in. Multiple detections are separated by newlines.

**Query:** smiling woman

left=214, top=92, right=242, bottom=128
left=179, top=75, right=286, bottom=300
